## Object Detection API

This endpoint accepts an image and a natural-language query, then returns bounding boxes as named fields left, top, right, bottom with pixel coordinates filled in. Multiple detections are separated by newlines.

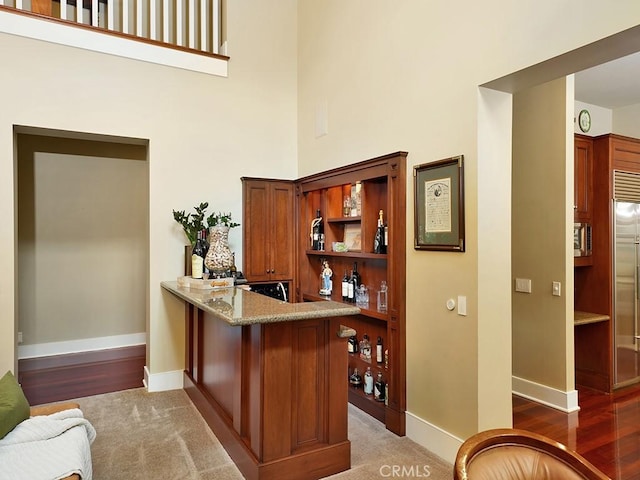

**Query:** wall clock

left=578, top=109, right=591, bottom=133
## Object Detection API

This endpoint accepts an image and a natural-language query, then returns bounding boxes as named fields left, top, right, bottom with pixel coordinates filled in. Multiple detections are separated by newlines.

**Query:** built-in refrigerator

left=614, top=201, right=640, bottom=387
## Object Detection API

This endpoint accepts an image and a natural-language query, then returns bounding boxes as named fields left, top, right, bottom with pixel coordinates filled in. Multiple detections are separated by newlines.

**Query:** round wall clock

left=578, top=109, right=591, bottom=133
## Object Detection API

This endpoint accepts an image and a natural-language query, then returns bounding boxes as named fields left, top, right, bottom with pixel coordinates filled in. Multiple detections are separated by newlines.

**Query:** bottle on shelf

left=363, top=367, right=373, bottom=395
left=229, top=252, right=237, bottom=279
left=359, top=334, right=371, bottom=361
left=343, top=195, right=351, bottom=217
left=350, top=262, right=361, bottom=303
left=201, top=228, right=210, bottom=278
left=349, top=368, right=362, bottom=388
left=348, top=335, right=359, bottom=354
left=347, top=269, right=355, bottom=303
left=373, top=210, right=387, bottom=254
left=342, top=269, right=350, bottom=301
left=374, top=372, right=386, bottom=402
left=376, top=336, right=383, bottom=364
left=377, top=280, right=388, bottom=312
left=191, top=230, right=206, bottom=279
left=311, top=209, right=323, bottom=250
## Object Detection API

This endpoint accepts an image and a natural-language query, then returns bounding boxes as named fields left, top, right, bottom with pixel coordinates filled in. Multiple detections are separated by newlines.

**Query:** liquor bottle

left=359, top=334, right=371, bottom=361
left=376, top=336, right=383, bottom=364
left=191, top=230, right=206, bottom=279
left=374, top=372, right=386, bottom=402
left=342, top=270, right=350, bottom=301
left=373, top=210, right=386, bottom=254
left=349, top=368, right=362, bottom=388
left=311, top=209, right=322, bottom=250
left=201, top=229, right=210, bottom=278
left=347, top=270, right=355, bottom=303
left=229, top=252, right=237, bottom=279
left=348, top=335, right=359, bottom=354
left=364, top=367, right=373, bottom=395
left=377, top=280, right=388, bottom=312
left=350, top=262, right=361, bottom=302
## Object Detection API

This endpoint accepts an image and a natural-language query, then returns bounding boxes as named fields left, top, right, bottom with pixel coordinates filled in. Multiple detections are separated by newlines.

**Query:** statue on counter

left=320, top=259, right=333, bottom=296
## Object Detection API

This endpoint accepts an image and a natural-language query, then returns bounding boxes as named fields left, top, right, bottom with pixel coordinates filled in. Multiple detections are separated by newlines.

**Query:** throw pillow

left=0, top=370, right=30, bottom=439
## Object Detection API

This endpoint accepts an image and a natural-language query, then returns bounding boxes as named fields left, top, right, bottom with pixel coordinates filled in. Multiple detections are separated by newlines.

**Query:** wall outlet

left=515, top=278, right=532, bottom=293
left=17, top=331, right=23, bottom=344
left=457, top=295, right=467, bottom=316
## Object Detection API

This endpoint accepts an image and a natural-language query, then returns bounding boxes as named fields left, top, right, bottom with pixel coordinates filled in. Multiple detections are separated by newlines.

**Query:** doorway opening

left=15, top=126, right=149, bottom=405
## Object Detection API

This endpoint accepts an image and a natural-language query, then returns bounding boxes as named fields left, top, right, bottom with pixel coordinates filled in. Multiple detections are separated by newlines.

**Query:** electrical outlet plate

left=515, top=278, right=532, bottom=293
left=552, top=281, right=561, bottom=296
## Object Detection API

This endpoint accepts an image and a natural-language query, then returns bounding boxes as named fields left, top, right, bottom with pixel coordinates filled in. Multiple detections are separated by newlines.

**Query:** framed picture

left=414, top=155, right=465, bottom=251
left=343, top=224, right=362, bottom=251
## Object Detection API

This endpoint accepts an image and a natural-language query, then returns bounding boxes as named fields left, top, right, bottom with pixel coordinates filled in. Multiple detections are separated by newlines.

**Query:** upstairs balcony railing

left=0, top=0, right=228, bottom=76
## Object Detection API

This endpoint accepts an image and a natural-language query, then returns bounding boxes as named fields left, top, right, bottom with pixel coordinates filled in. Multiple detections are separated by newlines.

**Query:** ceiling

left=575, top=51, right=640, bottom=109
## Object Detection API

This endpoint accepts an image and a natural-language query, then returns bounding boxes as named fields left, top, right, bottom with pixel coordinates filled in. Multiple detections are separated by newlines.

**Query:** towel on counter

left=0, top=407, right=96, bottom=480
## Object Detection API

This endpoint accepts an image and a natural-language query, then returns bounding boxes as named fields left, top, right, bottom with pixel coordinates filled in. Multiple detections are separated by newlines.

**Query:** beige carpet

left=72, top=388, right=452, bottom=479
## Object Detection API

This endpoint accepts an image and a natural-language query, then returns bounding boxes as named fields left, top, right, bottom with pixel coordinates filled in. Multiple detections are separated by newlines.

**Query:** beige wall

left=17, top=135, right=147, bottom=346
left=0, top=1, right=298, bottom=374
left=512, top=78, right=574, bottom=392
left=614, top=103, right=640, bottom=138
left=296, top=0, right=640, bottom=455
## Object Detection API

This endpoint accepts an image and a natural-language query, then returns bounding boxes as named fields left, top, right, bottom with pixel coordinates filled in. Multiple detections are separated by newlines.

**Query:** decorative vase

left=205, top=225, right=233, bottom=277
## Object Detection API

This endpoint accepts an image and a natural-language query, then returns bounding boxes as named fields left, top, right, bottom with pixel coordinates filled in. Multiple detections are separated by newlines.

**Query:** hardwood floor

left=513, top=385, right=640, bottom=480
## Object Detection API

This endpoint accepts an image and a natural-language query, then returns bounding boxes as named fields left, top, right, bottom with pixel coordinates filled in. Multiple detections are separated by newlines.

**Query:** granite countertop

left=161, top=281, right=360, bottom=326
left=574, top=310, right=610, bottom=326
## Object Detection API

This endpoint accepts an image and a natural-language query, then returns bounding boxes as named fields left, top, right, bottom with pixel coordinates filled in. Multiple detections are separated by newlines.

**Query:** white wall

left=614, top=103, right=640, bottom=138
left=0, top=1, right=298, bottom=376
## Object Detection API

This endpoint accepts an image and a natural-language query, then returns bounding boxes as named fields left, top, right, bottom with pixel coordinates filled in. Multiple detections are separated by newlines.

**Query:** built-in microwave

left=574, top=222, right=592, bottom=257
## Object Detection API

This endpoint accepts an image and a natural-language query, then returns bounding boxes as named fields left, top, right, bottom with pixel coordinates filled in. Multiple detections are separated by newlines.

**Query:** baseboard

left=18, top=332, right=147, bottom=359
left=144, top=365, right=184, bottom=392
left=405, top=410, right=461, bottom=465
left=512, top=375, right=580, bottom=413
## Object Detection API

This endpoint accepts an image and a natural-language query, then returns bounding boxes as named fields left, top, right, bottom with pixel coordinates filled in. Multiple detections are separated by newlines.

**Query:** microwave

left=574, top=222, right=592, bottom=257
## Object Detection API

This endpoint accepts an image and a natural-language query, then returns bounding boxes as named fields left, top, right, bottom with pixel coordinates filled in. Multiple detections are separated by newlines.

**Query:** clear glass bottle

left=364, top=367, right=373, bottom=395
left=349, top=368, right=362, bottom=388
left=359, top=334, right=371, bottom=361
left=377, top=280, right=388, bottom=312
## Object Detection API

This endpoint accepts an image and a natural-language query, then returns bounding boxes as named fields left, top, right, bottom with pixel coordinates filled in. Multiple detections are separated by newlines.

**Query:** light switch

left=515, top=278, right=532, bottom=293
left=552, top=281, right=561, bottom=296
left=457, top=295, right=467, bottom=316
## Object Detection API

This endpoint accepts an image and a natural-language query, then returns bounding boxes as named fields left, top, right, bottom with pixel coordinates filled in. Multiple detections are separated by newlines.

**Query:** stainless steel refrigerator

left=614, top=201, right=640, bottom=387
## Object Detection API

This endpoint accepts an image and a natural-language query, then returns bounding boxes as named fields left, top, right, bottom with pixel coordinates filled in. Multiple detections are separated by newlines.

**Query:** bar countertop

left=161, top=280, right=360, bottom=326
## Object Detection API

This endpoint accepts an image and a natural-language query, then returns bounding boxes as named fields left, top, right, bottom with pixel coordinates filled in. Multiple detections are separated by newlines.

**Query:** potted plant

left=204, top=212, right=240, bottom=276
left=172, top=202, right=209, bottom=246
left=206, top=211, right=241, bottom=229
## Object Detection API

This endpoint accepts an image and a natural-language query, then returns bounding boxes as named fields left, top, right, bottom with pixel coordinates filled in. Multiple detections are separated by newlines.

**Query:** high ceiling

left=575, top=52, right=640, bottom=109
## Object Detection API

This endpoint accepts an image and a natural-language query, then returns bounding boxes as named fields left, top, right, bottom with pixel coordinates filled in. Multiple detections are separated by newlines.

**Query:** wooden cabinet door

left=242, top=179, right=294, bottom=282
left=269, top=182, right=294, bottom=281
left=575, top=135, right=593, bottom=223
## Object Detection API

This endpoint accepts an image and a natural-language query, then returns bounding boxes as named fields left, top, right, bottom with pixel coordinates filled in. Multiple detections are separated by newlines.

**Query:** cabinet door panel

left=244, top=182, right=271, bottom=281
left=271, top=183, right=294, bottom=280
left=574, top=136, right=593, bottom=223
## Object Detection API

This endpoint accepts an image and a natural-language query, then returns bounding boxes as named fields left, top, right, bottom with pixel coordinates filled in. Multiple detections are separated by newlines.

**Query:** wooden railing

left=0, top=0, right=225, bottom=57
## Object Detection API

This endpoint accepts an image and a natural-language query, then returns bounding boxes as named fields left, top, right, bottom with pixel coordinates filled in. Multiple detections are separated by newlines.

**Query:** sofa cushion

left=0, top=370, right=30, bottom=439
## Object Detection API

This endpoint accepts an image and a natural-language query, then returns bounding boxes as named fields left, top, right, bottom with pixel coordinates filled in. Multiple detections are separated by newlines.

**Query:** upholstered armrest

left=30, top=402, right=81, bottom=417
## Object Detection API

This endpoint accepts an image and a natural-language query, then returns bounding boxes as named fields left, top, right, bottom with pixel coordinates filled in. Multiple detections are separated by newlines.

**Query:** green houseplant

left=172, top=202, right=209, bottom=246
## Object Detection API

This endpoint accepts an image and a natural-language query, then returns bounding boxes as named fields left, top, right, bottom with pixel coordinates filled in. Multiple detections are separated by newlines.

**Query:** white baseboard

left=18, top=332, right=147, bottom=359
left=405, top=410, right=461, bottom=465
left=512, top=375, right=580, bottom=413
left=144, top=365, right=184, bottom=392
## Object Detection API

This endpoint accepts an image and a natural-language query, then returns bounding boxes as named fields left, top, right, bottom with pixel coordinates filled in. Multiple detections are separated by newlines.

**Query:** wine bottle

left=374, top=372, right=386, bottom=402
left=347, top=270, right=355, bottom=303
left=350, top=262, right=361, bottom=303
left=191, top=230, right=206, bottom=279
left=376, top=336, right=383, bottom=364
left=374, top=209, right=386, bottom=254
left=341, top=270, right=349, bottom=301
left=311, top=209, right=322, bottom=250
left=201, top=228, right=210, bottom=278
left=348, top=335, right=359, bottom=354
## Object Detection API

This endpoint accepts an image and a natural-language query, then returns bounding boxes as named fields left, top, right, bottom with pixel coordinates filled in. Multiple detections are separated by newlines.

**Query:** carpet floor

left=72, top=387, right=453, bottom=479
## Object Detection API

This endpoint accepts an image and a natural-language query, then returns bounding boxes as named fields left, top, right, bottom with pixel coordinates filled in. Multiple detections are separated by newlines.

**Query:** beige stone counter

left=574, top=310, right=610, bottom=326
left=161, top=280, right=360, bottom=326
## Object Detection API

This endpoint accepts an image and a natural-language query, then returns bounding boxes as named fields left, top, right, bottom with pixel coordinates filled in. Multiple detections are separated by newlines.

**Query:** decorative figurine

left=320, top=259, right=333, bottom=296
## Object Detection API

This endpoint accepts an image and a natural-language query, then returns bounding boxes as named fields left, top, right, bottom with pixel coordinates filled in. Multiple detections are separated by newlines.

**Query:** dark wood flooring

left=513, top=385, right=640, bottom=480
left=18, top=344, right=146, bottom=406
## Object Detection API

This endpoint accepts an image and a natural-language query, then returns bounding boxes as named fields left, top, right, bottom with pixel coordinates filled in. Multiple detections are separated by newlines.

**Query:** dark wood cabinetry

left=295, top=152, right=407, bottom=435
left=241, top=153, right=407, bottom=435
left=574, top=134, right=594, bottom=267
left=574, top=134, right=640, bottom=392
left=241, top=178, right=295, bottom=282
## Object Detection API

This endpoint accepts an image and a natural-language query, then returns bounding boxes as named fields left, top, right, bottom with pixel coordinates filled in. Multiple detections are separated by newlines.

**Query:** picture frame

left=413, top=155, right=465, bottom=251
left=343, top=224, right=362, bottom=251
